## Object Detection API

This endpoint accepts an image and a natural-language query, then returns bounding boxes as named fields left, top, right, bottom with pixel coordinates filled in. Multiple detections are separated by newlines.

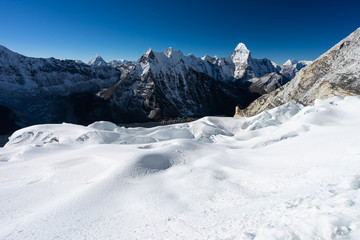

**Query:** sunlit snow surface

left=1, top=97, right=360, bottom=239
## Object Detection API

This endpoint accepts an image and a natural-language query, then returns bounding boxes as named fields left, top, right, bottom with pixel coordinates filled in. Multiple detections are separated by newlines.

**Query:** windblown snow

left=1, top=97, right=360, bottom=239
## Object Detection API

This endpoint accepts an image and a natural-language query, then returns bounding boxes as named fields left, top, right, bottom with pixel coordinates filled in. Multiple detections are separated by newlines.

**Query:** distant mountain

left=0, top=46, right=119, bottom=93
left=183, top=43, right=284, bottom=84
left=0, top=43, right=308, bottom=133
left=248, top=72, right=290, bottom=95
left=88, top=54, right=130, bottom=68
left=231, top=43, right=279, bottom=80
left=0, top=45, right=120, bottom=132
left=235, top=27, right=360, bottom=117
left=108, top=59, right=128, bottom=67
left=280, top=59, right=312, bottom=79
left=98, top=47, right=257, bottom=122
left=74, top=59, right=85, bottom=64
left=88, top=54, right=107, bottom=67
left=97, top=43, right=300, bottom=121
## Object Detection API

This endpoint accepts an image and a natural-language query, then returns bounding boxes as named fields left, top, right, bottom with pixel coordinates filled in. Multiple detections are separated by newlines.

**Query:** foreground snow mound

left=1, top=97, right=360, bottom=239
left=5, top=101, right=304, bottom=148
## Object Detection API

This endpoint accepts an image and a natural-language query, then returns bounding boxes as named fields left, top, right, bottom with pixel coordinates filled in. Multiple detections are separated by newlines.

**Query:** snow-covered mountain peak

left=162, top=47, right=184, bottom=60
left=74, top=59, right=85, bottom=64
left=0, top=42, right=307, bottom=131
left=280, top=59, right=312, bottom=79
left=235, top=42, right=249, bottom=52
left=232, top=43, right=251, bottom=62
left=134, top=43, right=297, bottom=84
left=163, top=47, right=173, bottom=57
left=231, top=43, right=251, bottom=79
left=201, top=54, right=218, bottom=65
left=143, top=48, right=156, bottom=59
left=88, top=54, right=106, bottom=67
left=139, top=48, right=156, bottom=64
left=201, top=54, right=212, bottom=61
left=283, top=59, right=298, bottom=66
left=145, top=48, right=153, bottom=55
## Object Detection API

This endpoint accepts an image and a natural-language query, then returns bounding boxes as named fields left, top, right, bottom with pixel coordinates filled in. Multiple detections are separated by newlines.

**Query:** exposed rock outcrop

left=248, top=72, right=290, bottom=95
left=0, top=42, right=307, bottom=130
left=0, top=45, right=121, bottom=128
left=235, top=27, right=360, bottom=117
left=99, top=44, right=301, bottom=122
left=100, top=48, right=260, bottom=122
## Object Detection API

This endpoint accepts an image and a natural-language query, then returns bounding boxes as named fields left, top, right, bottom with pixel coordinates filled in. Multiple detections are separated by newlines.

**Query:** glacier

left=0, top=96, right=360, bottom=239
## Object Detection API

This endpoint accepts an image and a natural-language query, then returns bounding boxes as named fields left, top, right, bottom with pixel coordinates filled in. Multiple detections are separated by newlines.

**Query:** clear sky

left=1, top=0, right=359, bottom=65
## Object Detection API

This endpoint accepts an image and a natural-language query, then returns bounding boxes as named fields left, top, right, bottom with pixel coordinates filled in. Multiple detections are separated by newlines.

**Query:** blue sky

left=1, top=0, right=359, bottom=64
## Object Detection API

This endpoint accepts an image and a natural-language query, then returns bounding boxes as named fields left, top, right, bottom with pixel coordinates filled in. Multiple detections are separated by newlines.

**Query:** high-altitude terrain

left=1, top=27, right=360, bottom=240
left=236, top=27, right=360, bottom=117
left=0, top=43, right=309, bottom=134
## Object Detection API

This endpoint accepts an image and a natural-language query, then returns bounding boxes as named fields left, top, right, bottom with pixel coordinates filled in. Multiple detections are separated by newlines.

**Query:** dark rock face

left=247, top=72, right=290, bottom=95
left=0, top=43, right=303, bottom=133
left=0, top=91, right=116, bottom=128
left=0, top=105, right=20, bottom=135
left=0, top=45, right=121, bottom=128
left=98, top=45, right=294, bottom=123
left=104, top=68, right=259, bottom=123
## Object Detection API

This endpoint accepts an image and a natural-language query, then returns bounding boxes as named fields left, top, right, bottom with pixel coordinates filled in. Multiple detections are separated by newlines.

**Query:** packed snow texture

left=1, top=97, right=360, bottom=239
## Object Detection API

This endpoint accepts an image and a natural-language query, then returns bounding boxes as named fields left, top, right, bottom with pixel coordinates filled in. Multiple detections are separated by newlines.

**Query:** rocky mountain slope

left=98, top=44, right=305, bottom=121
left=0, top=43, right=308, bottom=133
left=235, top=27, right=360, bottom=117
left=0, top=45, right=121, bottom=131
left=99, top=48, right=255, bottom=122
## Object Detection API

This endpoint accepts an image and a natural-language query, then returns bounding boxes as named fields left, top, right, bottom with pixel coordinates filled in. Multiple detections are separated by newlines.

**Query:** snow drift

left=1, top=96, right=360, bottom=239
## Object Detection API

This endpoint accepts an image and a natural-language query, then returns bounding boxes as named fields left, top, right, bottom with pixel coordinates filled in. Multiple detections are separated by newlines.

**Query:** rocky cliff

left=0, top=45, right=121, bottom=131
left=98, top=44, right=302, bottom=122
left=0, top=43, right=307, bottom=133
left=235, top=27, right=360, bottom=117
left=98, top=47, right=260, bottom=122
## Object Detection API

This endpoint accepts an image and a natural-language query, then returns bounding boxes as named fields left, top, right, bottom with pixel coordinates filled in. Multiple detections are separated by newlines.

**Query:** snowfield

left=1, top=97, right=360, bottom=240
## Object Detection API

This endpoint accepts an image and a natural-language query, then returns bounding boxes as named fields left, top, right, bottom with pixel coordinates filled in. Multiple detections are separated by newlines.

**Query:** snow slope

left=1, top=96, right=360, bottom=239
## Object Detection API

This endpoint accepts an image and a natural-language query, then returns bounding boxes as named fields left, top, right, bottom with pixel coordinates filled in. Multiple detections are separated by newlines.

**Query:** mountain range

left=2, top=27, right=360, bottom=239
left=0, top=43, right=310, bottom=134
left=235, top=27, right=360, bottom=117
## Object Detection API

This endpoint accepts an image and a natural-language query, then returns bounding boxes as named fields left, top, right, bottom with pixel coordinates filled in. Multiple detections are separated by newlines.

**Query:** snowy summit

left=88, top=54, right=107, bottom=67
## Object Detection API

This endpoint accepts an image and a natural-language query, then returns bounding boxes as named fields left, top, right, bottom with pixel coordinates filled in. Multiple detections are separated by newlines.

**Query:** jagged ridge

left=235, top=27, right=360, bottom=117
left=0, top=43, right=309, bottom=133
